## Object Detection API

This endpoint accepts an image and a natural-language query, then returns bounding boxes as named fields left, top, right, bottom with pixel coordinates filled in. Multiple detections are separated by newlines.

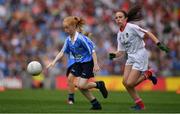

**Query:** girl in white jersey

left=109, top=5, right=169, bottom=110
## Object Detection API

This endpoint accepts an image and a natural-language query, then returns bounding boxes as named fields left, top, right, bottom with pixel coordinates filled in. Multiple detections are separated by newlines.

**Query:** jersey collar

left=119, top=22, right=127, bottom=32
left=68, top=31, right=79, bottom=44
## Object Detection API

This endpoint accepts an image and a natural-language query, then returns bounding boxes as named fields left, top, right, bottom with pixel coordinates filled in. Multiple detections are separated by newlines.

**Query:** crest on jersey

left=126, top=33, right=129, bottom=38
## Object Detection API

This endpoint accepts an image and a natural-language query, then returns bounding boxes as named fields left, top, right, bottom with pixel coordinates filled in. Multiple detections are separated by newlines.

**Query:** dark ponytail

left=127, top=5, right=143, bottom=22
left=117, top=5, right=143, bottom=22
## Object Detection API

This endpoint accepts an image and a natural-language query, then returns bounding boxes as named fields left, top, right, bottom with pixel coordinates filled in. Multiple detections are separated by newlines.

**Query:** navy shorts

left=66, top=65, right=74, bottom=77
left=70, top=60, right=94, bottom=79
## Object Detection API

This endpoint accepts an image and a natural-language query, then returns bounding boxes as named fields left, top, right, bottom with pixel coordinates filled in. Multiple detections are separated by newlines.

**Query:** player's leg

left=134, top=60, right=157, bottom=86
left=135, top=69, right=157, bottom=86
left=76, top=77, right=108, bottom=98
left=77, top=77, right=102, bottom=110
left=67, top=73, right=76, bottom=104
left=80, top=60, right=108, bottom=98
left=75, top=80, right=108, bottom=98
left=70, top=62, right=103, bottom=110
left=133, top=50, right=157, bottom=86
left=123, top=69, right=145, bottom=110
left=123, top=65, right=145, bottom=110
left=67, top=63, right=81, bottom=104
left=122, top=65, right=132, bottom=87
left=79, top=89, right=102, bottom=110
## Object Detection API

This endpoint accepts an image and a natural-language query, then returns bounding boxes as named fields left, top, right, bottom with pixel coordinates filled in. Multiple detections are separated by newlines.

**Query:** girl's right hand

left=108, top=53, right=116, bottom=60
left=46, top=61, right=56, bottom=69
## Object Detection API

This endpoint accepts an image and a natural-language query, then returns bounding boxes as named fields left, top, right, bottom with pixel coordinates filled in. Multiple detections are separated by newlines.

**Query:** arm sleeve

left=61, top=39, right=69, bottom=53
left=87, top=37, right=96, bottom=52
left=132, top=24, right=148, bottom=38
left=117, top=34, right=125, bottom=51
left=80, top=35, right=94, bottom=54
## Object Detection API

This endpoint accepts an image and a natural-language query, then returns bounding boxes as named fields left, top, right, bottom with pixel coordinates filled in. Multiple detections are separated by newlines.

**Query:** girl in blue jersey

left=47, top=16, right=108, bottom=110
left=66, top=31, right=94, bottom=105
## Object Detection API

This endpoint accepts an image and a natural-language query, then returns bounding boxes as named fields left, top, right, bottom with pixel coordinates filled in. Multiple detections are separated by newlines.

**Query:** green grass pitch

left=0, top=89, right=180, bottom=113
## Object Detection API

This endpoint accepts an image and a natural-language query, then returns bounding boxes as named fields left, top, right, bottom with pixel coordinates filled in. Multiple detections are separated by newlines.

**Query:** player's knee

left=67, top=75, right=74, bottom=82
left=67, top=81, right=74, bottom=87
left=77, top=83, right=88, bottom=90
left=67, top=77, right=73, bottom=83
left=126, top=81, right=134, bottom=88
left=77, top=84, right=84, bottom=89
left=77, top=86, right=86, bottom=90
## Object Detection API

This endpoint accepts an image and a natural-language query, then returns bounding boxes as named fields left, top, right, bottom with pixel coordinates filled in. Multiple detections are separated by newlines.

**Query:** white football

left=27, top=61, right=42, bottom=75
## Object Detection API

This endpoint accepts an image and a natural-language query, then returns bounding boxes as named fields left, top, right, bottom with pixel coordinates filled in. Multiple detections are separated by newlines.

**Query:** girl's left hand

left=157, top=42, right=170, bottom=53
left=93, top=63, right=101, bottom=72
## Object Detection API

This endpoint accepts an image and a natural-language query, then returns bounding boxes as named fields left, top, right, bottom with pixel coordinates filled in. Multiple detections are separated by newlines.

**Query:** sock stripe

left=135, top=98, right=142, bottom=103
left=143, top=70, right=152, bottom=79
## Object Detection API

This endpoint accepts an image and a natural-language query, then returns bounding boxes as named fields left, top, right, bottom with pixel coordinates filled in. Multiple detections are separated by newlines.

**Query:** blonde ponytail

left=74, top=16, right=93, bottom=38
left=63, top=16, right=93, bottom=38
left=81, top=31, right=93, bottom=38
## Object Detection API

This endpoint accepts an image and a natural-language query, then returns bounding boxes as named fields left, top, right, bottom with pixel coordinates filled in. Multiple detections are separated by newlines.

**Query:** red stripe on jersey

left=120, top=22, right=127, bottom=32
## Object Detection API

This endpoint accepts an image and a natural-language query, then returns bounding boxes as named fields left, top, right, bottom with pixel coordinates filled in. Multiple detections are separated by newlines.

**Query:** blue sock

left=91, top=98, right=100, bottom=107
left=68, top=93, right=74, bottom=101
left=95, top=81, right=101, bottom=89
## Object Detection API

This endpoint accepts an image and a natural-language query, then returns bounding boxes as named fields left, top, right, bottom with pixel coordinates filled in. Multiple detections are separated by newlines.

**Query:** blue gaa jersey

left=66, top=53, right=75, bottom=68
left=62, top=31, right=95, bottom=63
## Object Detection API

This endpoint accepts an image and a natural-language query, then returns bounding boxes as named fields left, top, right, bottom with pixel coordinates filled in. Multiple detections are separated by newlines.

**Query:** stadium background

left=0, top=0, right=180, bottom=113
left=0, top=0, right=179, bottom=90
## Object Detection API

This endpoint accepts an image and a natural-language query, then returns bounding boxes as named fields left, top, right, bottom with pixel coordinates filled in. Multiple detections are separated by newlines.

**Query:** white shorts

left=126, top=48, right=148, bottom=71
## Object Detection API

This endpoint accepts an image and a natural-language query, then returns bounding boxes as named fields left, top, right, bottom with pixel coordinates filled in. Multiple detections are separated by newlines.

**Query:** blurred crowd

left=0, top=0, right=179, bottom=79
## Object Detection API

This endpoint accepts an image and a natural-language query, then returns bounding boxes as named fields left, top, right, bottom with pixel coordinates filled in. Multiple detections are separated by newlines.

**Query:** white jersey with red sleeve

left=117, top=23, right=148, bottom=54
left=117, top=23, right=149, bottom=71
